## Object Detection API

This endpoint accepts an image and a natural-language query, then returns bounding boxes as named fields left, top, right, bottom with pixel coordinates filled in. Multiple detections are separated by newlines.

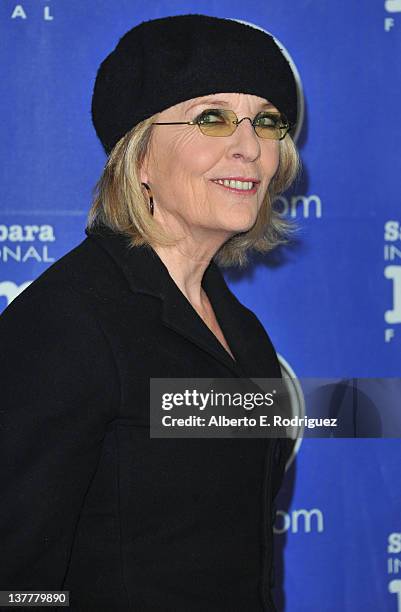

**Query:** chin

left=224, top=211, right=258, bottom=234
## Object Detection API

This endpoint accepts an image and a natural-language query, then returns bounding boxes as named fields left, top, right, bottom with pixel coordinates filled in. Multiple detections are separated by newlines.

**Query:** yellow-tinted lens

left=196, top=109, right=236, bottom=136
left=254, top=112, right=289, bottom=140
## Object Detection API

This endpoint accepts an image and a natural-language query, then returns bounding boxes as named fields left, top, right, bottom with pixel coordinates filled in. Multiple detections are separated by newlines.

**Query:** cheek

left=160, top=134, right=217, bottom=185
left=262, top=144, right=280, bottom=178
left=150, top=134, right=219, bottom=214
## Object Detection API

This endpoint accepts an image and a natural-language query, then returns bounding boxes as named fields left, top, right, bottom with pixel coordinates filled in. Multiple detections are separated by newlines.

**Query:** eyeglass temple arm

left=151, top=121, right=195, bottom=125
left=152, top=120, right=295, bottom=129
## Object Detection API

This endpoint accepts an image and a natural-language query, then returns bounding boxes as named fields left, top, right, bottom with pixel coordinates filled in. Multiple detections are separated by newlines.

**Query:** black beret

left=91, top=13, right=298, bottom=155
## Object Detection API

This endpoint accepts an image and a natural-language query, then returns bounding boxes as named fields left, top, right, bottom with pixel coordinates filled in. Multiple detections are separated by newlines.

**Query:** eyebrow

left=185, top=98, right=276, bottom=115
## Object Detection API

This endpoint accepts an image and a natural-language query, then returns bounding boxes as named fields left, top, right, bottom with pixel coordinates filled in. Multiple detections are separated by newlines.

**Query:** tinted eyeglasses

left=152, top=108, right=292, bottom=140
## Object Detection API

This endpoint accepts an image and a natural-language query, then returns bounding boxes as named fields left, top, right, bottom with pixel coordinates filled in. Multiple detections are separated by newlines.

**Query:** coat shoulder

left=0, top=237, right=122, bottom=398
left=2, top=235, right=131, bottom=321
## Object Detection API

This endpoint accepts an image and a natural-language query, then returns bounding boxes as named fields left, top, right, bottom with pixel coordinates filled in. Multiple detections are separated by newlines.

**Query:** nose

left=228, top=115, right=261, bottom=160
left=235, top=116, right=255, bottom=130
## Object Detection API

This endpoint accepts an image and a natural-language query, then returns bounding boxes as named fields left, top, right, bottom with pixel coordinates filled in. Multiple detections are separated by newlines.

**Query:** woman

left=0, top=14, right=300, bottom=612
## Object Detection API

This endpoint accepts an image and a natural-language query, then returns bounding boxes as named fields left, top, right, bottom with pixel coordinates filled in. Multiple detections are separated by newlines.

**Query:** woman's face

left=140, top=92, right=281, bottom=245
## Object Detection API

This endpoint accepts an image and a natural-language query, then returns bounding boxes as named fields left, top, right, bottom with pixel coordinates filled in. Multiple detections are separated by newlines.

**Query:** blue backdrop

left=1, top=1, right=400, bottom=610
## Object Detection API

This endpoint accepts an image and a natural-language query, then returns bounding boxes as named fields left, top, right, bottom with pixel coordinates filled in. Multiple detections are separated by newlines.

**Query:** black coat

left=0, top=223, right=290, bottom=612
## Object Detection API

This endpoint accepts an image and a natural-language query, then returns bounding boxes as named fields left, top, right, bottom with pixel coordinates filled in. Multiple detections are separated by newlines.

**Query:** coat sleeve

left=0, top=284, right=119, bottom=590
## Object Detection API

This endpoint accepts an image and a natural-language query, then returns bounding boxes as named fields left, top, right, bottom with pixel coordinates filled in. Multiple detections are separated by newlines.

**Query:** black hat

left=91, top=14, right=298, bottom=155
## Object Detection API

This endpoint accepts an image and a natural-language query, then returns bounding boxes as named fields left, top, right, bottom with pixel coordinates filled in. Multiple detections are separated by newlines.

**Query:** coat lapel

left=85, top=224, right=249, bottom=376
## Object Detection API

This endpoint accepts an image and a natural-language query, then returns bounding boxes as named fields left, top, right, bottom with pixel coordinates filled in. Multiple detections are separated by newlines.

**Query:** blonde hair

left=87, top=114, right=302, bottom=268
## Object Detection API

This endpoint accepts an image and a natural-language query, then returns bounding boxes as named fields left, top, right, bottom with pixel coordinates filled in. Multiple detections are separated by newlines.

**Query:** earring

left=141, top=182, right=154, bottom=216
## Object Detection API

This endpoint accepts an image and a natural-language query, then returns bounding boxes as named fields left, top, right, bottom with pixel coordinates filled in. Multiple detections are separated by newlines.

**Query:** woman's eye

left=197, top=109, right=225, bottom=124
left=255, top=113, right=282, bottom=127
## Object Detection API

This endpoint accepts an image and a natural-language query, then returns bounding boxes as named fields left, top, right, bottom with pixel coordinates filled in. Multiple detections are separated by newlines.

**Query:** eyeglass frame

left=151, top=108, right=293, bottom=140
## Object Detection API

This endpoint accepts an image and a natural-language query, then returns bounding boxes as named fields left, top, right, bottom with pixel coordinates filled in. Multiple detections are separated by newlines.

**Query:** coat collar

left=85, top=223, right=273, bottom=377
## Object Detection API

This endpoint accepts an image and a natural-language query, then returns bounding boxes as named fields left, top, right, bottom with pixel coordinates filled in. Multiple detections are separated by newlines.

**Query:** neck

left=152, top=240, right=219, bottom=310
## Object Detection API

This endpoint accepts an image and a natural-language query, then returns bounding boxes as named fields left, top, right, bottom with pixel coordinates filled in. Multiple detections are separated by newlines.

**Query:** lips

left=212, top=177, right=260, bottom=183
left=210, top=178, right=259, bottom=195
